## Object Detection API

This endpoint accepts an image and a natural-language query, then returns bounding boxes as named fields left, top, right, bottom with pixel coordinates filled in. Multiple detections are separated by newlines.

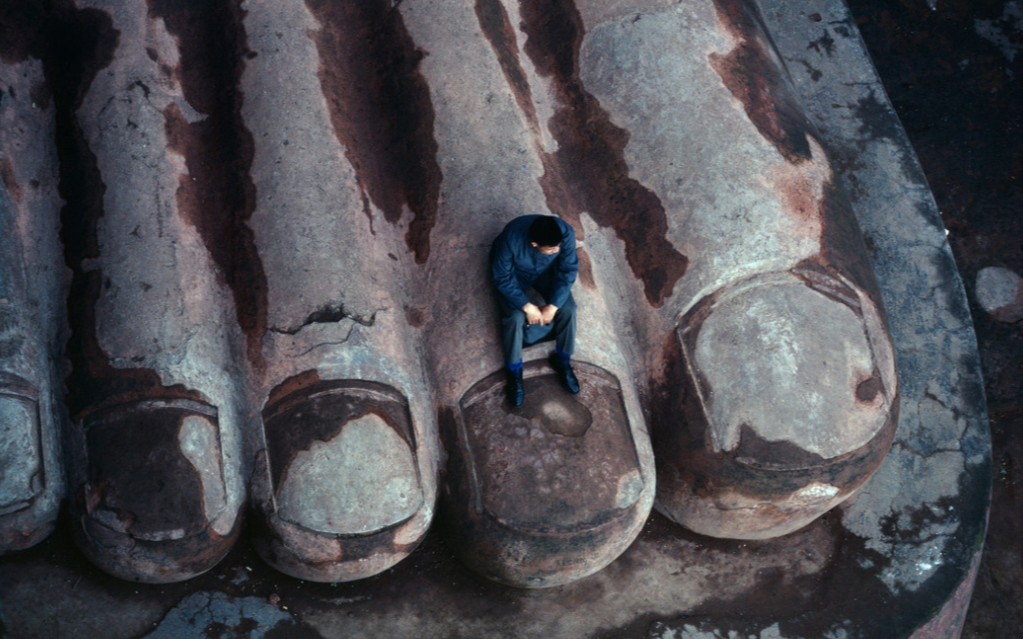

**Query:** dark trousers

left=496, top=289, right=576, bottom=368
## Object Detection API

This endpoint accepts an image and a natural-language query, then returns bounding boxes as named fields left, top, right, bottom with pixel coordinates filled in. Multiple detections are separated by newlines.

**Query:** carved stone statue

left=0, top=0, right=896, bottom=588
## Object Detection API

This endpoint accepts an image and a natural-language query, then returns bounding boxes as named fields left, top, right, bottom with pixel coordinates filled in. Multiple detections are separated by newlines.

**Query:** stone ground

left=844, top=0, right=1022, bottom=636
left=0, top=1, right=1017, bottom=637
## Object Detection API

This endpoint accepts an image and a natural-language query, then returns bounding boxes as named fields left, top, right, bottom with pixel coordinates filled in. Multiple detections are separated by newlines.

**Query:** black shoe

left=549, top=353, right=581, bottom=395
left=507, top=369, right=525, bottom=407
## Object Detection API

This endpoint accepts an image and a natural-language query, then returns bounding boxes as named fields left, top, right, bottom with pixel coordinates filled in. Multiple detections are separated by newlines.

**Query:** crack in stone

left=893, top=440, right=964, bottom=461
left=295, top=334, right=356, bottom=358
left=270, top=304, right=384, bottom=336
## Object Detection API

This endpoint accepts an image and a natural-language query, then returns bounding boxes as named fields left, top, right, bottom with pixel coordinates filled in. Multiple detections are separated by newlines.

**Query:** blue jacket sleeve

left=548, top=222, right=578, bottom=309
left=491, top=236, right=531, bottom=310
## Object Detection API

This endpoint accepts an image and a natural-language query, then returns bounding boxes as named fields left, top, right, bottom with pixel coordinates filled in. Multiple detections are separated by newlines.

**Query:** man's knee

left=557, top=296, right=576, bottom=317
left=503, top=309, right=526, bottom=326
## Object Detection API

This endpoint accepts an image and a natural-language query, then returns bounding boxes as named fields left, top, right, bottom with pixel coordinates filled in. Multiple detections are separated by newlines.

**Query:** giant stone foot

left=0, top=0, right=905, bottom=592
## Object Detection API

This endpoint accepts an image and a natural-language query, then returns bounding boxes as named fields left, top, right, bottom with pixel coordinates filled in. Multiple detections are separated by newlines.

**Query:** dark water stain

left=7, top=2, right=208, bottom=418
left=83, top=402, right=210, bottom=539
left=516, top=384, right=592, bottom=437
left=474, top=0, right=597, bottom=292
left=710, top=0, right=814, bottom=163
left=517, top=0, right=688, bottom=307
left=304, top=0, right=440, bottom=264
left=814, top=178, right=885, bottom=298
left=0, top=3, right=48, bottom=63
left=149, top=0, right=268, bottom=367
left=474, top=0, right=540, bottom=133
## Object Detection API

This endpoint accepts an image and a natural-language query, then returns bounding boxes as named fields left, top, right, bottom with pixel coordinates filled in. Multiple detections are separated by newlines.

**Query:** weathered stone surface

left=0, top=42, right=66, bottom=554
left=51, top=0, right=246, bottom=581
left=763, top=2, right=991, bottom=634
left=0, top=0, right=992, bottom=635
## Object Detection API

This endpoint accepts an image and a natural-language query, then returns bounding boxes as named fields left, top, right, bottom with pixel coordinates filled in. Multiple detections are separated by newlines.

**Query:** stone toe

left=656, top=270, right=898, bottom=539
left=0, top=375, right=58, bottom=552
left=73, top=398, right=238, bottom=583
left=442, top=360, right=651, bottom=588
left=252, top=379, right=429, bottom=582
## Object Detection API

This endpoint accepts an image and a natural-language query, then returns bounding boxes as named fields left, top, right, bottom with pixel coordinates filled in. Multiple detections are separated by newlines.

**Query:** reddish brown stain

left=84, top=403, right=210, bottom=538
left=775, top=165, right=827, bottom=229
left=403, top=304, right=427, bottom=328
left=710, top=0, right=814, bottom=164
left=474, top=0, right=540, bottom=133
left=14, top=3, right=207, bottom=418
left=265, top=369, right=322, bottom=409
left=149, top=0, right=268, bottom=368
left=304, top=0, right=441, bottom=264
left=856, top=375, right=882, bottom=402
left=0, top=157, right=21, bottom=205
left=577, top=245, right=595, bottom=290
left=518, top=0, right=688, bottom=306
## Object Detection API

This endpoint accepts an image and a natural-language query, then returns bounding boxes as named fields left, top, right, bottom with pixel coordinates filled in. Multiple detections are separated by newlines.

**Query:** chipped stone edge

left=756, top=1, right=992, bottom=637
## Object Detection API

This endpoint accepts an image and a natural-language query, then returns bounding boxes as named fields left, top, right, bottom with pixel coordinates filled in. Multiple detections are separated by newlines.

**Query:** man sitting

left=490, top=215, right=581, bottom=407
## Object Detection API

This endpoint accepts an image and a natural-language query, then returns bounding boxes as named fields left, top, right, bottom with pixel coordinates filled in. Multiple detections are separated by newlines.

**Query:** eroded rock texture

left=0, top=0, right=896, bottom=586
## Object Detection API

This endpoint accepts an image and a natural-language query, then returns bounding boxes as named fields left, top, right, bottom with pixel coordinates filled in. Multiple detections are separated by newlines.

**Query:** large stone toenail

left=657, top=270, right=898, bottom=539
left=0, top=377, right=42, bottom=517
left=82, top=399, right=225, bottom=541
left=74, top=397, right=237, bottom=582
left=693, top=273, right=890, bottom=466
left=444, top=360, right=650, bottom=588
left=274, top=413, right=421, bottom=535
left=254, top=379, right=428, bottom=582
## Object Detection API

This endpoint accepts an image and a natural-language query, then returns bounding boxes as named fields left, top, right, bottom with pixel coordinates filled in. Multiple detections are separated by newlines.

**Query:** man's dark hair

left=528, top=216, right=563, bottom=247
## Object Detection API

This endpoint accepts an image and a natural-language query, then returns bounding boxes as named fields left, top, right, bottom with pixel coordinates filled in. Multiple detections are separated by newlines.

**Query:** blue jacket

left=490, top=215, right=578, bottom=310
